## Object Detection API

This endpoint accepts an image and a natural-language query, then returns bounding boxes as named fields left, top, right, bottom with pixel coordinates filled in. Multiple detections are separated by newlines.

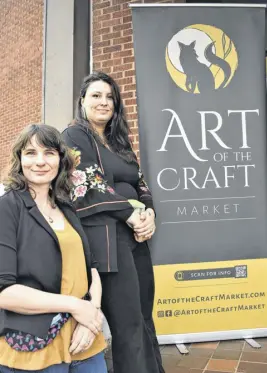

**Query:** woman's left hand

left=133, top=208, right=156, bottom=239
left=69, top=323, right=96, bottom=355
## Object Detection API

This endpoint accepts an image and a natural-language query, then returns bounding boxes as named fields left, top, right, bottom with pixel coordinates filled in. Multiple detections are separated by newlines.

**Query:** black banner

left=132, top=5, right=267, bottom=266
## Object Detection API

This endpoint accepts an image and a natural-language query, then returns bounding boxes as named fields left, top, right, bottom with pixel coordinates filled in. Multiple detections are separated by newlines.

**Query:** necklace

left=41, top=209, right=54, bottom=224
left=37, top=201, right=55, bottom=224
left=47, top=215, right=54, bottom=224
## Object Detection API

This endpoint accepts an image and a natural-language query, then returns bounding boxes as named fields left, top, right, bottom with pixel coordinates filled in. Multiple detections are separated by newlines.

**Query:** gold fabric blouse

left=0, top=218, right=106, bottom=370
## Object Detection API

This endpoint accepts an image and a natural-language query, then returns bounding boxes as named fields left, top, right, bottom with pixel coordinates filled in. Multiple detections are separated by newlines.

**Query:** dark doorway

left=73, top=0, right=91, bottom=113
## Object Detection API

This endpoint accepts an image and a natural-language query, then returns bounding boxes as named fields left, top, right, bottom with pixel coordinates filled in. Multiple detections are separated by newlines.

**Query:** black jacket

left=0, top=190, right=95, bottom=338
left=62, top=124, right=155, bottom=273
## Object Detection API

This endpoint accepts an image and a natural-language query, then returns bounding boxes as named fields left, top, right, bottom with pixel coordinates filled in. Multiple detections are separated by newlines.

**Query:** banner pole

left=129, top=3, right=266, bottom=7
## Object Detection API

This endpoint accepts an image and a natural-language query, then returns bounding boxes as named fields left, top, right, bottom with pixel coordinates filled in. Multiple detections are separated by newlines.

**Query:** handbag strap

left=91, top=136, right=105, bottom=174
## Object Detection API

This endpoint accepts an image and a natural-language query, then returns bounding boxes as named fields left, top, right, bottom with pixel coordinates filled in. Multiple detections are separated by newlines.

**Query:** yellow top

left=0, top=218, right=106, bottom=370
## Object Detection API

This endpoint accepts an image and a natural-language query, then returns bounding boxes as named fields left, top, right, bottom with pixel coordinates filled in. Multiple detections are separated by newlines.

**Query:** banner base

left=176, top=344, right=189, bottom=354
left=245, top=338, right=261, bottom=349
left=157, top=328, right=267, bottom=345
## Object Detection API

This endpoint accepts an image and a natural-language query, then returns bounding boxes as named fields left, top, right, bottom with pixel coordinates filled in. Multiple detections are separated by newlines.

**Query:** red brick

left=93, top=40, right=111, bottom=48
left=113, top=36, right=132, bottom=45
left=94, top=53, right=112, bottom=62
left=123, top=56, right=135, bottom=64
left=113, top=50, right=132, bottom=58
left=126, top=106, right=135, bottom=113
left=94, top=9, right=102, bottom=17
left=102, top=58, right=122, bottom=68
left=94, top=2, right=110, bottom=11
left=123, top=28, right=133, bottom=37
left=129, top=127, right=138, bottom=134
left=94, top=13, right=111, bottom=23
left=123, top=42, right=134, bottom=50
left=112, top=9, right=131, bottom=19
left=102, top=18, right=121, bottom=28
left=112, top=0, right=129, bottom=4
left=116, top=77, right=133, bottom=86
left=94, top=48, right=103, bottom=56
left=124, top=84, right=136, bottom=91
left=94, top=35, right=102, bottom=43
left=94, top=62, right=102, bottom=70
left=93, top=27, right=110, bottom=37
left=113, top=23, right=132, bottom=32
left=125, top=98, right=137, bottom=106
left=113, top=63, right=133, bottom=72
left=103, top=45, right=122, bottom=53
left=121, top=91, right=134, bottom=99
left=102, top=31, right=121, bottom=41
left=110, top=72, right=123, bottom=80
left=0, top=0, right=43, bottom=173
left=125, top=69, right=136, bottom=77
left=103, top=5, right=121, bottom=15
left=102, top=67, right=112, bottom=74
left=123, top=16, right=132, bottom=24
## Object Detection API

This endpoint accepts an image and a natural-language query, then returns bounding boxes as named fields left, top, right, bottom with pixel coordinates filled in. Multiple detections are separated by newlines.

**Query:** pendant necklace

left=38, top=202, right=55, bottom=224
left=47, top=215, right=54, bottom=224
left=42, top=210, right=54, bottom=224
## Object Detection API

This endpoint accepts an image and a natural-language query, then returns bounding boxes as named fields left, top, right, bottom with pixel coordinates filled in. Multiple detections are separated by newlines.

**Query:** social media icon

left=157, top=311, right=164, bottom=318
left=165, top=310, right=172, bottom=317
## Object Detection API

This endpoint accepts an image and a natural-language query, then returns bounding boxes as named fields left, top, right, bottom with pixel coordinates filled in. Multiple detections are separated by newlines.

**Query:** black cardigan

left=62, top=124, right=155, bottom=272
left=0, top=190, right=95, bottom=338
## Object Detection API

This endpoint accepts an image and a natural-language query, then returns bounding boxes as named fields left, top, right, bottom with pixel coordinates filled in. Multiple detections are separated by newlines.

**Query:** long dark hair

left=75, top=71, right=137, bottom=163
left=4, top=124, right=74, bottom=205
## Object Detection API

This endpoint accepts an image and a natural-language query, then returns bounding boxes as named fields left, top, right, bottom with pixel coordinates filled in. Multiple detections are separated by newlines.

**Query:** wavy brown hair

left=4, top=124, right=74, bottom=205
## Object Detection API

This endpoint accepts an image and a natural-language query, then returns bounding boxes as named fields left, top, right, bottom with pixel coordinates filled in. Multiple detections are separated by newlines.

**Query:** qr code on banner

left=235, top=265, right=247, bottom=278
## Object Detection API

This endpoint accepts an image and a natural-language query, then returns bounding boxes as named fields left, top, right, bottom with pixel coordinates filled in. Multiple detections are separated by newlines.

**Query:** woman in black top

left=62, top=72, right=165, bottom=373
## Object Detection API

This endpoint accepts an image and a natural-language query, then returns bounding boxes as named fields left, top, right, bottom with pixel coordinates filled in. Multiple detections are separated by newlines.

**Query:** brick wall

left=0, top=0, right=43, bottom=176
left=92, top=0, right=185, bottom=156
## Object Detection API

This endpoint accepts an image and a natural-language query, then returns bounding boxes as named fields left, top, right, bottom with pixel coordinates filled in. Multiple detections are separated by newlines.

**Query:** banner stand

left=176, top=338, right=260, bottom=354
left=157, top=328, right=267, bottom=345
left=131, top=3, right=267, bottom=346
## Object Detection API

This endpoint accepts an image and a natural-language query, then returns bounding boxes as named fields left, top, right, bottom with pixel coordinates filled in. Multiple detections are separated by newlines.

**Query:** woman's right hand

left=71, top=299, right=103, bottom=335
left=69, top=323, right=96, bottom=355
left=126, top=209, right=142, bottom=228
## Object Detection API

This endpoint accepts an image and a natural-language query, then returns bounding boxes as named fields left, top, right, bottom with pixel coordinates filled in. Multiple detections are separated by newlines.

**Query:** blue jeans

left=0, top=352, right=107, bottom=373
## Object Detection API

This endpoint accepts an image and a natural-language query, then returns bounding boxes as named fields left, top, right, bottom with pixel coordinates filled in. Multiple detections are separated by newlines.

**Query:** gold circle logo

left=166, top=24, right=238, bottom=94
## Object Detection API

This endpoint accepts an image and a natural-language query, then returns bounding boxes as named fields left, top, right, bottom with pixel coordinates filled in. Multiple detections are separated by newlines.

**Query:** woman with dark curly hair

left=62, top=72, right=165, bottom=373
left=0, top=124, right=107, bottom=373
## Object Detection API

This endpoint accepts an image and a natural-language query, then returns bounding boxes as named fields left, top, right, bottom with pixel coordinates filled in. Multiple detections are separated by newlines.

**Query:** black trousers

left=100, top=227, right=165, bottom=373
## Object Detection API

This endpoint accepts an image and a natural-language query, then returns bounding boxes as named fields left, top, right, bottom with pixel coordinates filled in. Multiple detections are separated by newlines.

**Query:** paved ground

left=106, top=338, right=267, bottom=373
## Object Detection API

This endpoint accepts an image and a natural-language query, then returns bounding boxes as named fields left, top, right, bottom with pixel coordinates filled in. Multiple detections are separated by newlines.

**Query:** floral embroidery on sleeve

left=138, top=169, right=151, bottom=193
left=70, top=150, right=115, bottom=201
